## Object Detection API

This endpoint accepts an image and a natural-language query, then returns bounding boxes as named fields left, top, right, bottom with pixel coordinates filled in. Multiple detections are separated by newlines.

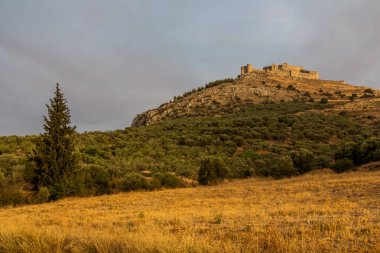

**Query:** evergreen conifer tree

left=32, top=83, right=79, bottom=199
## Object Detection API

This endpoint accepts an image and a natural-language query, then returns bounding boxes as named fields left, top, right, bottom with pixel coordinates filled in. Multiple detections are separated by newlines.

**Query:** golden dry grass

left=0, top=170, right=379, bottom=252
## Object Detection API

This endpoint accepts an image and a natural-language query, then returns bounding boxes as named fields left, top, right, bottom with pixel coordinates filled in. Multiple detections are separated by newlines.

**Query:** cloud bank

left=0, top=0, right=379, bottom=135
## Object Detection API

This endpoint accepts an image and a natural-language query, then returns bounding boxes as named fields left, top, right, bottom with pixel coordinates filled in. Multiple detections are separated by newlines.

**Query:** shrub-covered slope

left=1, top=71, right=380, bottom=205
left=1, top=100, right=380, bottom=206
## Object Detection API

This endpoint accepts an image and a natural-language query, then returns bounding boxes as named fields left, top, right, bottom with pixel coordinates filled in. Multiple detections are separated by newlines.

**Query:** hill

left=0, top=63, right=380, bottom=206
left=132, top=66, right=380, bottom=127
left=0, top=170, right=379, bottom=252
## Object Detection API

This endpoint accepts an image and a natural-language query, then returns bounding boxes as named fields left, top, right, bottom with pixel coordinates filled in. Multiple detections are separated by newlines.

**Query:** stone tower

left=240, top=64, right=253, bottom=75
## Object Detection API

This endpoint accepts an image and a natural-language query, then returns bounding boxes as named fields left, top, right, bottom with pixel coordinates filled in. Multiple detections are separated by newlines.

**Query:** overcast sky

left=0, top=0, right=379, bottom=135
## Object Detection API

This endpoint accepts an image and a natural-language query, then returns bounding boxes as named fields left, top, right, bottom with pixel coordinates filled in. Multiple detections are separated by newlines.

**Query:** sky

left=0, top=0, right=379, bottom=135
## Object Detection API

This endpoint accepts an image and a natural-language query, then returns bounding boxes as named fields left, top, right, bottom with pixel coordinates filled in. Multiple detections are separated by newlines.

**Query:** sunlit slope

left=132, top=72, right=379, bottom=127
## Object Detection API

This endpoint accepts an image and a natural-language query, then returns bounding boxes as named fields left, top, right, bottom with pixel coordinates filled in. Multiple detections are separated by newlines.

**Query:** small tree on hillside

left=31, top=83, right=79, bottom=199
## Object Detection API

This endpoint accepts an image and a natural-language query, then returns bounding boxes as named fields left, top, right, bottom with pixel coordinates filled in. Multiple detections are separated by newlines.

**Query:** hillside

left=0, top=170, right=379, bottom=252
left=1, top=64, right=380, bottom=206
left=132, top=70, right=380, bottom=127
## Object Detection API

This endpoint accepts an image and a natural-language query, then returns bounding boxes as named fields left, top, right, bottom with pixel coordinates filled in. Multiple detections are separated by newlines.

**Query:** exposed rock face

left=131, top=71, right=377, bottom=127
left=131, top=112, right=150, bottom=127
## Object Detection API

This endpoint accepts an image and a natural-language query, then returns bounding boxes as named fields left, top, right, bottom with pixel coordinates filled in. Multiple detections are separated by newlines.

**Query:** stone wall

left=263, top=63, right=319, bottom=80
left=240, top=64, right=264, bottom=75
left=299, top=71, right=319, bottom=80
left=240, top=62, right=319, bottom=80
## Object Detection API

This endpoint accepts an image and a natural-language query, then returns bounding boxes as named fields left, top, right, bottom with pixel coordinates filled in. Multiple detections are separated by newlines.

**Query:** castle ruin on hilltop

left=240, top=63, right=319, bottom=80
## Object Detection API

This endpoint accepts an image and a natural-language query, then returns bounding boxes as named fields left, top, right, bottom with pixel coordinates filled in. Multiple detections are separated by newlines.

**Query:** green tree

left=31, top=83, right=79, bottom=199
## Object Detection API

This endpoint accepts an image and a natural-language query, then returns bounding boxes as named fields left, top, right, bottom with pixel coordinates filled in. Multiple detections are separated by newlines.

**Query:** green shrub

left=315, top=155, right=333, bottom=168
left=0, top=189, right=29, bottom=207
left=176, top=164, right=196, bottom=178
left=269, top=156, right=297, bottom=179
left=233, top=136, right=244, bottom=147
left=335, top=137, right=380, bottom=166
left=213, top=214, right=223, bottom=224
left=84, top=164, right=111, bottom=195
left=0, top=171, right=6, bottom=190
left=48, top=173, right=86, bottom=200
left=121, top=173, right=150, bottom=191
left=332, top=158, right=354, bottom=173
left=349, top=93, right=358, bottom=101
left=153, top=172, right=182, bottom=188
left=224, top=141, right=237, bottom=155
left=0, top=144, right=11, bottom=155
left=356, top=137, right=380, bottom=164
left=198, top=157, right=227, bottom=185
left=290, top=148, right=315, bottom=174
left=205, top=78, right=234, bottom=89
left=226, top=158, right=253, bottom=178
left=254, top=155, right=297, bottom=179
left=0, top=154, right=20, bottom=178
left=35, top=187, right=50, bottom=203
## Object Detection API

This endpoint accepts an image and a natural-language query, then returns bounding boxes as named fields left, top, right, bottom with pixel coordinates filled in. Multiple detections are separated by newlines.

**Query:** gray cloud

left=0, top=0, right=379, bottom=135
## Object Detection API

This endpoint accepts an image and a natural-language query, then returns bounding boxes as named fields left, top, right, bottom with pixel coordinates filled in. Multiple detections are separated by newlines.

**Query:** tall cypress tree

left=32, top=83, right=79, bottom=199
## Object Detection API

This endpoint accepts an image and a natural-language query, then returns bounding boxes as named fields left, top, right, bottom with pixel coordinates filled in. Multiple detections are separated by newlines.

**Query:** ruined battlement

left=240, top=64, right=264, bottom=75
left=240, top=63, right=319, bottom=80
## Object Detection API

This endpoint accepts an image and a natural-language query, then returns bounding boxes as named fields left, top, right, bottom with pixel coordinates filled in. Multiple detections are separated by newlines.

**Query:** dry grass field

left=0, top=170, right=379, bottom=253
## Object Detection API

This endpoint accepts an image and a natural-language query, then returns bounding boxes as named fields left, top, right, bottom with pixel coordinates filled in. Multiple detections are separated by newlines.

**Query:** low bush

left=0, top=188, right=29, bottom=207
left=335, top=137, right=380, bottom=166
left=83, top=164, right=111, bottom=195
left=332, top=158, right=354, bottom=173
left=35, top=187, right=50, bottom=204
left=198, top=157, right=227, bottom=185
left=120, top=173, right=150, bottom=191
left=153, top=172, right=182, bottom=188
left=254, top=155, right=298, bottom=179
left=290, top=148, right=315, bottom=174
